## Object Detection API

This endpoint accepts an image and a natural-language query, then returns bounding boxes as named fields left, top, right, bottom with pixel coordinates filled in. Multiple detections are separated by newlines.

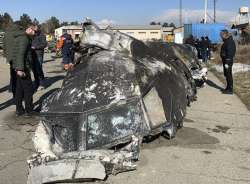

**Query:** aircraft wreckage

left=27, top=20, right=207, bottom=184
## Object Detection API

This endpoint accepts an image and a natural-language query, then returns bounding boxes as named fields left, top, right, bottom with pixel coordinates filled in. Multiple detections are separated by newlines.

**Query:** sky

left=0, top=0, right=250, bottom=25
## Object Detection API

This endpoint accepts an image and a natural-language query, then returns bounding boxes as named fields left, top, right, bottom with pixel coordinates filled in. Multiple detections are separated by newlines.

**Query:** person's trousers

left=9, top=63, right=17, bottom=98
left=15, top=72, right=34, bottom=113
left=201, top=50, right=208, bottom=63
left=32, top=51, right=45, bottom=88
left=207, top=48, right=211, bottom=60
left=62, top=53, right=73, bottom=65
left=223, top=62, right=233, bottom=91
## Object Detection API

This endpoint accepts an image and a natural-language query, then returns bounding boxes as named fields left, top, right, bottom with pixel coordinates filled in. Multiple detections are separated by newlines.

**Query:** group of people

left=185, top=31, right=236, bottom=95
left=3, top=23, right=47, bottom=116
left=185, top=35, right=211, bottom=63
left=3, top=23, right=77, bottom=117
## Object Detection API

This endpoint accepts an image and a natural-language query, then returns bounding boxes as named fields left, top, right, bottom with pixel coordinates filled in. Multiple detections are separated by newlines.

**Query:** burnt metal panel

left=41, top=98, right=150, bottom=151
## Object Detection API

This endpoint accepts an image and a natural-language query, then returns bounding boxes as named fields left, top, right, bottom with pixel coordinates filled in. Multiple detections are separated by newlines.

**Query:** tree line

left=150, top=21, right=176, bottom=28
left=0, top=12, right=80, bottom=34
left=0, top=12, right=176, bottom=34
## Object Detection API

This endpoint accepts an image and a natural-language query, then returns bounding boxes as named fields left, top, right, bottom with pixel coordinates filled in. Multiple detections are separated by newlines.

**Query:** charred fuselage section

left=28, top=20, right=206, bottom=184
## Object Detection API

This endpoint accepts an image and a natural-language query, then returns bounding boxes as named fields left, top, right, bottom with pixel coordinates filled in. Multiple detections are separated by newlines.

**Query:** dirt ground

left=211, top=70, right=250, bottom=111
left=210, top=44, right=250, bottom=110
left=0, top=54, right=250, bottom=184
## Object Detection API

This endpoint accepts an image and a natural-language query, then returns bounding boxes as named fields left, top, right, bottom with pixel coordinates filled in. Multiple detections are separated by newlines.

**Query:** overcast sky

left=0, top=0, right=249, bottom=25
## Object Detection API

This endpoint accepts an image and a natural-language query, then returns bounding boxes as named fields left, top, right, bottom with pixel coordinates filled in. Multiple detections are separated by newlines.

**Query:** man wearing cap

left=220, top=30, right=236, bottom=94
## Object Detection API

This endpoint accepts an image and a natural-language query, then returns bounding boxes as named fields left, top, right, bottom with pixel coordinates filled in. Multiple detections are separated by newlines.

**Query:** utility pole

left=204, top=0, right=208, bottom=23
left=214, top=0, right=217, bottom=23
left=179, top=0, right=183, bottom=27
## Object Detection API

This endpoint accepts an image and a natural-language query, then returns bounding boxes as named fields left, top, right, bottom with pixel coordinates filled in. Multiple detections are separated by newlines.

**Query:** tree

left=60, top=21, right=69, bottom=27
left=33, top=18, right=39, bottom=25
left=41, top=16, right=60, bottom=34
left=0, top=13, right=13, bottom=30
left=162, top=22, right=169, bottom=27
left=19, top=13, right=32, bottom=28
left=169, top=22, right=176, bottom=28
left=150, top=21, right=157, bottom=25
left=70, top=21, right=79, bottom=25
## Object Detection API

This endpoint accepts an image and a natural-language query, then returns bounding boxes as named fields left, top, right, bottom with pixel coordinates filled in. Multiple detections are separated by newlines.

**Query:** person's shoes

left=16, top=111, right=25, bottom=117
left=220, top=88, right=229, bottom=92
left=222, top=90, right=233, bottom=95
left=24, top=111, right=40, bottom=117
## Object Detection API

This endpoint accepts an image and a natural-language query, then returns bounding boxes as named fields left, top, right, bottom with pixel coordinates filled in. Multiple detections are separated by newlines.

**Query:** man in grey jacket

left=12, top=25, right=36, bottom=116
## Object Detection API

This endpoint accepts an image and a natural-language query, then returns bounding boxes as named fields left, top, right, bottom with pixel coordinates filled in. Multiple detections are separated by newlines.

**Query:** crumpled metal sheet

left=28, top=136, right=140, bottom=184
left=28, top=19, right=202, bottom=183
left=27, top=159, right=106, bottom=184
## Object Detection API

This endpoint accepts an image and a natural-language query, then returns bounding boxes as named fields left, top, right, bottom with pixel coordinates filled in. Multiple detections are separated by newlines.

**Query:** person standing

left=3, top=24, right=20, bottom=98
left=31, top=25, right=47, bottom=91
left=220, top=30, right=236, bottom=94
left=61, top=32, right=74, bottom=71
left=200, top=37, right=209, bottom=63
left=205, top=36, right=211, bottom=60
left=185, top=35, right=196, bottom=47
left=12, top=25, right=36, bottom=116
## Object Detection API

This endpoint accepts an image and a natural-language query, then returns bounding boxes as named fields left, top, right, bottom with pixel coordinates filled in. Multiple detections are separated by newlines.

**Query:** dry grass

left=233, top=72, right=250, bottom=111
left=213, top=44, right=250, bottom=65
left=210, top=44, right=250, bottom=111
left=235, top=45, right=250, bottom=64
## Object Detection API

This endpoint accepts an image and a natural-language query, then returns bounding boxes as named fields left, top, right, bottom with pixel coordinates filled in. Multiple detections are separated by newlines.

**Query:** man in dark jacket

left=12, top=25, right=36, bottom=116
left=3, top=24, right=20, bottom=98
left=32, top=25, right=47, bottom=90
left=185, top=35, right=196, bottom=47
left=200, top=37, right=209, bottom=63
left=220, top=30, right=236, bottom=94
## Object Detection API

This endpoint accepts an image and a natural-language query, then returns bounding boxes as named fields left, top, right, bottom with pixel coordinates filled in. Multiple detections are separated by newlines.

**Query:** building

left=55, top=25, right=82, bottom=40
left=162, top=27, right=175, bottom=42
left=111, top=25, right=162, bottom=41
left=173, top=27, right=184, bottom=44
left=232, top=7, right=250, bottom=27
left=55, top=24, right=174, bottom=42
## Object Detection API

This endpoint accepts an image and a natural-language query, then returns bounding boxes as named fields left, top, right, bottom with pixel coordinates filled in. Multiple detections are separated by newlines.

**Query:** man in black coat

left=220, top=30, right=236, bottom=94
left=32, top=25, right=47, bottom=90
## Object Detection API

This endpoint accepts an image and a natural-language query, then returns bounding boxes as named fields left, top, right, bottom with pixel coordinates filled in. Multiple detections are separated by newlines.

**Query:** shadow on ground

left=0, top=75, right=63, bottom=112
left=0, top=99, right=14, bottom=111
left=0, top=84, right=10, bottom=93
left=43, top=59, right=55, bottom=64
left=142, top=127, right=220, bottom=150
left=44, top=75, right=64, bottom=89
left=206, top=79, right=224, bottom=90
